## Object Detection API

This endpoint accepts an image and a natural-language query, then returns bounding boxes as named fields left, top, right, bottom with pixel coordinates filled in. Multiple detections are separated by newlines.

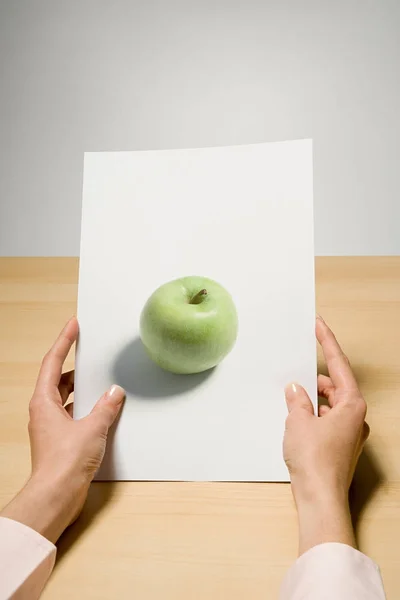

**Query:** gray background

left=0, top=0, right=399, bottom=256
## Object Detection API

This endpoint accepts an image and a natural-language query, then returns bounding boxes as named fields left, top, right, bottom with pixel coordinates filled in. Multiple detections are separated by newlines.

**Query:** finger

left=65, top=402, right=74, bottom=418
left=318, top=404, right=331, bottom=417
left=36, top=318, right=79, bottom=392
left=59, top=370, right=75, bottom=404
left=317, top=374, right=335, bottom=406
left=284, top=383, right=314, bottom=415
left=89, top=385, right=126, bottom=431
left=316, top=316, right=358, bottom=391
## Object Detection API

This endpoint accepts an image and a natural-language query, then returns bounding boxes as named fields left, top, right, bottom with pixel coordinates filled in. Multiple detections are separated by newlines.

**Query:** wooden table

left=1, top=258, right=399, bottom=599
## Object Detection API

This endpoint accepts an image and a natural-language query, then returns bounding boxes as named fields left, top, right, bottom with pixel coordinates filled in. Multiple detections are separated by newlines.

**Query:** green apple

left=139, top=276, right=238, bottom=374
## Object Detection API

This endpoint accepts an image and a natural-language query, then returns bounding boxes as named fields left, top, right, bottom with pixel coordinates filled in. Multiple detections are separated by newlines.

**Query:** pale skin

left=1, top=315, right=368, bottom=557
left=284, top=315, right=369, bottom=555
left=1, top=317, right=125, bottom=543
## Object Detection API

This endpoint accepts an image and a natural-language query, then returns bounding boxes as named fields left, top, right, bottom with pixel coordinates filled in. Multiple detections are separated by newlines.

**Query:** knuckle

left=283, top=455, right=293, bottom=471
left=342, top=353, right=351, bottom=366
left=41, top=350, right=52, bottom=365
left=86, top=413, right=108, bottom=437
left=40, top=352, right=54, bottom=372
left=29, top=395, right=40, bottom=416
left=284, top=408, right=306, bottom=431
left=27, top=414, right=39, bottom=435
left=284, top=413, right=294, bottom=430
left=95, top=415, right=111, bottom=436
left=355, top=395, right=367, bottom=418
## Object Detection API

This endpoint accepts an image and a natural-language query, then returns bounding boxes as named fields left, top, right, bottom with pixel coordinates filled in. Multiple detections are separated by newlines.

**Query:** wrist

left=291, top=473, right=348, bottom=508
left=1, top=472, right=89, bottom=544
left=292, top=484, right=356, bottom=556
left=29, top=472, right=89, bottom=542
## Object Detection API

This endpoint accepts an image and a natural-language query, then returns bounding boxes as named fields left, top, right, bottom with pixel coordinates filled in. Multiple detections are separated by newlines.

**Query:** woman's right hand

left=283, top=316, right=369, bottom=555
left=1, top=318, right=125, bottom=544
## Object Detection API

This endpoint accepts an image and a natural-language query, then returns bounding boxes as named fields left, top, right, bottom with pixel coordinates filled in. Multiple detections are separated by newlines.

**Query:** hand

left=1, top=317, right=125, bottom=543
left=284, top=316, right=369, bottom=554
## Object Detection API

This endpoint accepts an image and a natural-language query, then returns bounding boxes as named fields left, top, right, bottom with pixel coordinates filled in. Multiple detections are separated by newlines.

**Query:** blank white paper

left=75, top=140, right=316, bottom=482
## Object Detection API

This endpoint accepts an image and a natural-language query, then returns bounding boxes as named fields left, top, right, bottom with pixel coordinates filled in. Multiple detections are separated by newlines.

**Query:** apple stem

left=190, top=289, right=208, bottom=304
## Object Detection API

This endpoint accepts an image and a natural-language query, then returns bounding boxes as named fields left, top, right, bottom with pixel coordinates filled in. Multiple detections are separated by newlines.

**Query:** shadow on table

left=55, top=340, right=216, bottom=562
left=55, top=481, right=116, bottom=567
left=317, top=360, right=385, bottom=546
left=111, top=336, right=215, bottom=399
left=55, top=412, right=123, bottom=566
left=350, top=442, right=385, bottom=546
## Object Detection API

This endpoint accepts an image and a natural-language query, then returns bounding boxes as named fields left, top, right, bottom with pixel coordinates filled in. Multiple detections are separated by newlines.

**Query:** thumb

left=284, top=383, right=314, bottom=415
left=90, top=384, right=126, bottom=430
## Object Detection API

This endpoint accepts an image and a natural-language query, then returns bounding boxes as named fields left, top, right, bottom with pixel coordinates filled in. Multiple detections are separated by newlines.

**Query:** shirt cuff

left=280, top=542, right=386, bottom=600
left=0, top=516, right=56, bottom=599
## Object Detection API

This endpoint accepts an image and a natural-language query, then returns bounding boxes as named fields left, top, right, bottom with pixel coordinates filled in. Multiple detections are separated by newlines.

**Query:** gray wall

left=1, top=0, right=399, bottom=256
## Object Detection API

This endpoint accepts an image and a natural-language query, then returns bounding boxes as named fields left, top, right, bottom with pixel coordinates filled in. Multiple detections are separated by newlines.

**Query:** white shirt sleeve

left=280, top=542, right=386, bottom=600
left=0, top=517, right=56, bottom=599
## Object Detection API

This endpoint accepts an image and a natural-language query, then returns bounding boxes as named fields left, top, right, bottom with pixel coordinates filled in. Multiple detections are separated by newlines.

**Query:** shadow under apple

left=111, top=337, right=215, bottom=399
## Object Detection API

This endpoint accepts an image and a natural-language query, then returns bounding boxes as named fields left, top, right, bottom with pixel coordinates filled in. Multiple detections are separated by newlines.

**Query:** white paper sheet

left=75, top=140, right=316, bottom=481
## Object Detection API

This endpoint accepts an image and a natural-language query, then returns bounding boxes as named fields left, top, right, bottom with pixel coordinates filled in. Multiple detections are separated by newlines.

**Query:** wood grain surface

left=0, top=257, right=399, bottom=598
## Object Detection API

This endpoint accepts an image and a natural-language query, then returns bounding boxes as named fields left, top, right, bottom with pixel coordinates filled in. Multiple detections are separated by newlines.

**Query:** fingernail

left=108, top=384, right=126, bottom=400
left=284, top=383, right=298, bottom=396
left=317, top=314, right=325, bottom=323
